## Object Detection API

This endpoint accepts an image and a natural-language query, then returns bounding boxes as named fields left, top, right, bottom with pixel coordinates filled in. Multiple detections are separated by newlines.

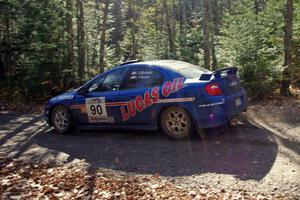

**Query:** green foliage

left=219, top=0, right=284, bottom=97
left=0, top=0, right=299, bottom=102
left=1, top=0, right=68, bottom=102
left=177, top=24, right=202, bottom=65
left=291, top=0, right=300, bottom=86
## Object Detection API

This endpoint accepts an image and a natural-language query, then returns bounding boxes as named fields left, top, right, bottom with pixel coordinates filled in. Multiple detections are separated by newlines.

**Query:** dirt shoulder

left=0, top=156, right=294, bottom=200
left=0, top=101, right=45, bottom=115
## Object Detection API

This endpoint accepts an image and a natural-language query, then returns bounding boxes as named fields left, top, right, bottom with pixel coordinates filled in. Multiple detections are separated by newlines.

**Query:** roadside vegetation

left=0, top=0, right=299, bottom=104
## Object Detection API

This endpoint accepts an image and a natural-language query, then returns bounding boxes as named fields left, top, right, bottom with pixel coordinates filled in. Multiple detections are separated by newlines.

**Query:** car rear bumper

left=194, top=89, right=248, bottom=129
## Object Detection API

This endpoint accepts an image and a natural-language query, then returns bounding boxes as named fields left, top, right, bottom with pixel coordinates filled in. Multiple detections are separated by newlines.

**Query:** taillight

left=204, top=83, right=223, bottom=96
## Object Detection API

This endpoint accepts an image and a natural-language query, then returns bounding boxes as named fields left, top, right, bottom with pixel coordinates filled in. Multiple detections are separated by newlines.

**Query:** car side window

left=88, top=76, right=105, bottom=93
left=124, top=68, right=163, bottom=89
left=88, top=68, right=126, bottom=93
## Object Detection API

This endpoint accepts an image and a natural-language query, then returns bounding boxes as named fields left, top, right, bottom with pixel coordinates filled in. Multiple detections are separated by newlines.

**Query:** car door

left=73, top=68, right=128, bottom=126
left=117, top=66, right=164, bottom=125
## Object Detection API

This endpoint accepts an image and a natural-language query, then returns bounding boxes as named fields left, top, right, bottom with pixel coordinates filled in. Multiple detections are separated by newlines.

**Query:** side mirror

left=77, top=86, right=88, bottom=95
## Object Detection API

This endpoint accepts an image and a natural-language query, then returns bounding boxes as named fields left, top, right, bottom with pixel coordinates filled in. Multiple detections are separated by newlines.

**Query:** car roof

left=120, top=60, right=200, bottom=72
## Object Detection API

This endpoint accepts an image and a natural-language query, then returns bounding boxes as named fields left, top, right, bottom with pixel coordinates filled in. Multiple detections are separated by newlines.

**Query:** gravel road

left=0, top=102, right=299, bottom=198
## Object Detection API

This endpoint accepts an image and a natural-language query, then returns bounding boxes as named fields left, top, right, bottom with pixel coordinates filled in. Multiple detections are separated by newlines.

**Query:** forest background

left=0, top=0, right=299, bottom=103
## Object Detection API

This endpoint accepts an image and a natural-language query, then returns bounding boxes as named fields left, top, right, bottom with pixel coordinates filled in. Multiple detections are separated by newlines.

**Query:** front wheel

left=160, top=106, right=192, bottom=140
left=51, top=105, right=72, bottom=134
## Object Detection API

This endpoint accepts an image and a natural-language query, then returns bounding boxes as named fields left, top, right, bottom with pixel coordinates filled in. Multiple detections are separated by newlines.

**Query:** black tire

left=160, top=106, right=192, bottom=140
left=51, top=105, right=72, bottom=134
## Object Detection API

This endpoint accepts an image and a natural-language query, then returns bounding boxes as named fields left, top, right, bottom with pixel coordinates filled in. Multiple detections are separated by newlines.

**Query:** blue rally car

left=44, top=60, right=247, bottom=139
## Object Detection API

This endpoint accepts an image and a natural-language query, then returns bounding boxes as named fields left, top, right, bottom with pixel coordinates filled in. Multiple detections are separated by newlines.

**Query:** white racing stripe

left=157, top=97, right=195, bottom=103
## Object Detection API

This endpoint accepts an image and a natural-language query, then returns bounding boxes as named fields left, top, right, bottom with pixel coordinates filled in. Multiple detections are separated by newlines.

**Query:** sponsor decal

left=89, top=116, right=115, bottom=123
left=120, top=87, right=160, bottom=121
left=120, top=77, right=186, bottom=121
left=229, top=81, right=238, bottom=87
left=85, top=97, right=108, bottom=123
left=162, top=77, right=184, bottom=97
left=199, top=99, right=225, bottom=108
left=56, top=95, right=74, bottom=100
left=130, top=70, right=154, bottom=80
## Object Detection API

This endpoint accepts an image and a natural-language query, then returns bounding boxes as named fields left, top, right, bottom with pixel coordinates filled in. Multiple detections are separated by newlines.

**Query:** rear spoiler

left=199, top=67, right=238, bottom=81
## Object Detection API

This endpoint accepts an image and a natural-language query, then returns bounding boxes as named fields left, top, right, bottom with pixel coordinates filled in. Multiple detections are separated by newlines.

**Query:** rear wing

left=199, top=67, right=238, bottom=81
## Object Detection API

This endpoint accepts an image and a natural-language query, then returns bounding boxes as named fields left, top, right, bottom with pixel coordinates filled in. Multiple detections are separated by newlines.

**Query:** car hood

left=49, top=89, right=78, bottom=102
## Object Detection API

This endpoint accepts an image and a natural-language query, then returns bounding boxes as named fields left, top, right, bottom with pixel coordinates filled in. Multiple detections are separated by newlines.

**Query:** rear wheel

left=160, top=106, right=192, bottom=140
left=51, top=105, right=72, bottom=134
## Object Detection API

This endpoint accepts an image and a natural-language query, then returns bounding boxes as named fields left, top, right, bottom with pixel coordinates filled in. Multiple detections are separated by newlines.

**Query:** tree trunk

left=99, top=0, right=109, bottom=73
left=281, top=0, right=293, bottom=96
left=211, top=0, right=218, bottom=71
left=164, top=0, right=176, bottom=59
left=163, top=0, right=172, bottom=58
left=111, top=0, right=123, bottom=61
left=225, top=0, right=232, bottom=10
left=65, top=0, right=74, bottom=88
left=154, top=0, right=160, bottom=59
left=179, top=0, right=187, bottom=45
left=128, top=0, right=137, bottom=60
left=180, top=0, right=186, bottom=29
left=0, top=54, right=5, bottom=79
left=91, top=0, right=101, bottom=69
left=171, top=0, right=176, bottom=58
left=4, top=13, right=12, bottom=76
left=254, top=0, right=266, bottom=14
left=77, top=0, right=85, bottom=84
left=211, top=32, right=217, bottom=71
left=203, top=0, right=211, bottom=70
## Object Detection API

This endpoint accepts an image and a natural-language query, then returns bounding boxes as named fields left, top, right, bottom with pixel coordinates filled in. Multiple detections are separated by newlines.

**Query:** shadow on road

left=31, top=115, right=278, bottom=181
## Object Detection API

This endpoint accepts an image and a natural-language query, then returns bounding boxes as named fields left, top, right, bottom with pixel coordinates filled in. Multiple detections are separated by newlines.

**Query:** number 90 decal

left=86, top=97, right=108, bottom=123
left=90, top=104, right=103, bottom=115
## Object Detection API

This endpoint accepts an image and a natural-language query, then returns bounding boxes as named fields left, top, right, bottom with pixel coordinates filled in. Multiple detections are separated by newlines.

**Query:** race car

left=44, top=60, right=248, bottom=139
